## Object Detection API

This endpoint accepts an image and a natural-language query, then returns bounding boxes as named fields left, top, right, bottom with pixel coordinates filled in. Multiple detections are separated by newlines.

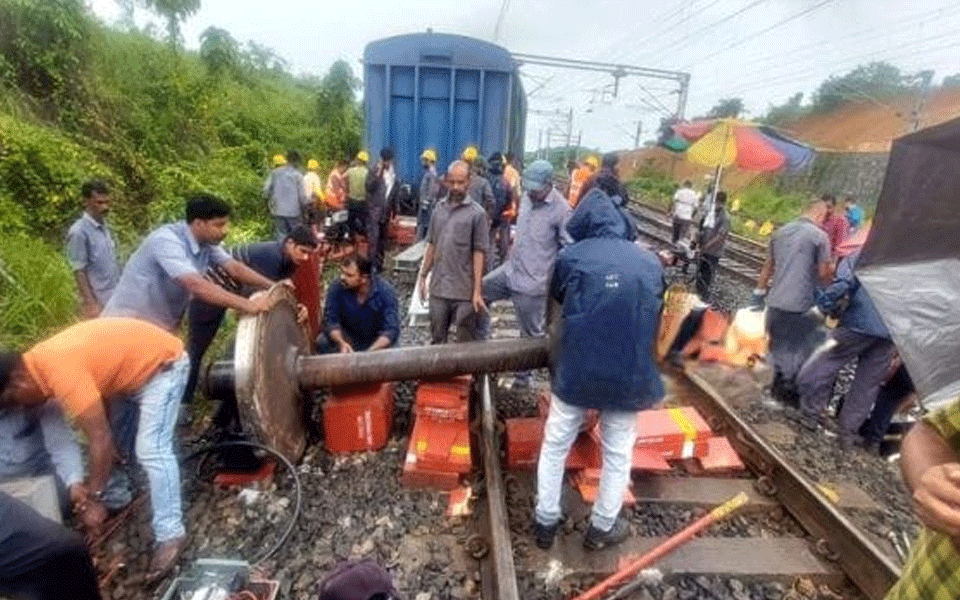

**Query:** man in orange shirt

left=0, top=318, right=192, bottom=581
left=568, top=155, right=599, bottom=207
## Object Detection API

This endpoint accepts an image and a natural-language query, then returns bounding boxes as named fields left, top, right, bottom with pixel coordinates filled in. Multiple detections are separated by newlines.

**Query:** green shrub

left=0, top=234, right=77, bottom=348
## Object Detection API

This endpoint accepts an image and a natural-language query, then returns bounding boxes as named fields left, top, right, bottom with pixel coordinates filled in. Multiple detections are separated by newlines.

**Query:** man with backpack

left=478, top=160, right=569, bottom=390
left=797, top=249, right=895, bottom=447
left=486, top=152, right=518, bottom=266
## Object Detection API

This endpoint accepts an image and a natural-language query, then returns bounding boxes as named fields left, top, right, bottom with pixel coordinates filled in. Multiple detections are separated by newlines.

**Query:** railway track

left=627, top=201, right=764, bottom=286
left=409, top=291, right=901, bottom=600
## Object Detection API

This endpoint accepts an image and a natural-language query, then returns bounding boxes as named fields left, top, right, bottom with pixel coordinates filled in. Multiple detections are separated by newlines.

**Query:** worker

left=820, top=194, right=849, bottom=260
left=503, top=151, right=521, bottom=198
left=419, top=160, right=490, bottom=344
left=754, top=197, right=832, bottom=406
left=66, top=179, right=119, bottom=319
left=364, top=147, right=399, bottom=273
left=417, top=149, right=440, bottom=242
left=670, top=179, right=699, bottom=244
left=0, top=403, right=85, bottom=518
left=479, top=159, right=568, bottom=390
left=462, top=145, right=495, bottom=218
left=534, top=185, right=664, bottom=552
left=0, top=318, right=192, bottom=581
left=316, top=254, right=399, bottom=354
left=103, top=195, right=278, bottom=333
left=883, top=396, right=960, bottom=599
left=183, top=225, right=317, bottom=408
left=345, top=151, right=370, bottom=242
left=263, top=150, right=308, bottom=240
left=0, top=491, right=101, bottom=600
left=845, top=196, right=864, bottom=232
left=567, top=155, right=598, bottom=208
left=486, top=152, right=518, bottom=266
left=695, top=191, right=731, bottom=302
left=325, top=159, right=348, bottom=211
left=798, top=248, right=895, bottom=447
left=303, top=158, right=325, bottom=225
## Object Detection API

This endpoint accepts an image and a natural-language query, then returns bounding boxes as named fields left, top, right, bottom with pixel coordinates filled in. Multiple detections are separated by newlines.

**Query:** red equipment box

left=415, top=376, right=471, bottom=422
left=634, top=407, right=713, bottom=460
left=323, top=382, right=394, bottom=454
left=505, top=418, right=544, bottom=469
left=407, top=416, right=471, bottom=474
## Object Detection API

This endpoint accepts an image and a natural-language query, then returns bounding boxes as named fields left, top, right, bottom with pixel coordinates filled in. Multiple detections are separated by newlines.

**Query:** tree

left=760, top=92, right=808, bottom=125
left=242, top=41, right=288, bottom=74
left=811, top=61, right=910, bottom=113
left=199, top=26, right=239, bottom=80
left=943, top=73, right=960, bottom=88
left=138, top=0, right=200, bottom=47
left=315, top=60, right=361, bottom=159
left=706, top=98, right=744, bottom=119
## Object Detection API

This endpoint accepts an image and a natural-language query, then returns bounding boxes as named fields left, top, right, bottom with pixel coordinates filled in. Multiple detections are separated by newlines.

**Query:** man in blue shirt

left=183, top=225, right=317, bottom=407
left=534, top=186, right=665, bottom=552
left=845, top=196, right=865, bottom=232
left=317, top=254, right=399, bottom=354
left=103, top=195, right=279, bottom=332
left=263, top=150, right=309, bottom=240
left=66, top=179, right=120, bottom=318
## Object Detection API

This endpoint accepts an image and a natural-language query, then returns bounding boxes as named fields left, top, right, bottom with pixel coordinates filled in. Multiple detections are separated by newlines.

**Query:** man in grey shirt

left=66, top=180, right=120, bottom=318
left=479, top=159, right=569, bottom=388
left=695, top=192, right=731, bottom=302
left=755, top=197, right=832, bottom=406
left=263, top=150, right=308, bottom=240
left=103, top=194, right=277, bottom=333
left=419, top=161, right=490, bottom=344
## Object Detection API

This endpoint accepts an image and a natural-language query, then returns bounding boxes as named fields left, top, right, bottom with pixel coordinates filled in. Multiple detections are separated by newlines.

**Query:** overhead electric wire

left=683, top=0, right=839, bottom=69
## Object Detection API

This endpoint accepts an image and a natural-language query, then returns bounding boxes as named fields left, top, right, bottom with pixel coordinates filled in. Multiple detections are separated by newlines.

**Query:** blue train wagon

left=363, top=32, right=526, bottom=188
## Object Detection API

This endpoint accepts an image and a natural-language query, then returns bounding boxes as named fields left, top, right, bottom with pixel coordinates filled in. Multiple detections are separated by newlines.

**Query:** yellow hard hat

left=462, top=146, right=478, bottom=162
left=307, top=159, right=320, bottom=171
left=356, top=150, right=369, bottom=163
left=272, top=154, right=287, bottom=167
left=421, top=149, right=437, bottom=163
left=584, top=155, right=599, bottom=169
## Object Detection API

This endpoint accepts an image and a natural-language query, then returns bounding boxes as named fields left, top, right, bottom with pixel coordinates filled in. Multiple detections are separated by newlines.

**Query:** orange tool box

left=697, top=437, right=745, bottom=472
left=400, top=460, right=462, bottom=491
left=415, top=376, right=472, bottom=421
left=406, top=415, right=472, bottom=474
left=634, top=407, right=713, bottom=458
left=323, top=382, right=394, bottom=454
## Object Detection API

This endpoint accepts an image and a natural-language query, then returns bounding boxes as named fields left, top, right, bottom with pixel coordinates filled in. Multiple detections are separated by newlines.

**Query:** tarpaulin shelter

left=857, top=116, right=960, bottom=408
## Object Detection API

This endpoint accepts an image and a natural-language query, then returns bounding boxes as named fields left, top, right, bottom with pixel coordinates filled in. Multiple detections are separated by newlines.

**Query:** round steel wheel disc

left=234, top=286, right=309, bottom=463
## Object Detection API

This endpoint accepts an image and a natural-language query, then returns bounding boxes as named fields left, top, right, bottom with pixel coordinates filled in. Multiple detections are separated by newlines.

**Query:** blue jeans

left=416, top=202, right=433, bottom=241
left=135, top=355, right=189, bottom=542
left=535, top=394, right=637, bottom=532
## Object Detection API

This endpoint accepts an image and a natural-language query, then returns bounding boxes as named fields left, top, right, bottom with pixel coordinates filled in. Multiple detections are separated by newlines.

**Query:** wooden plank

left=523, top=537, right=840, bottom=581
left=633, top=476, right=775, bottom=508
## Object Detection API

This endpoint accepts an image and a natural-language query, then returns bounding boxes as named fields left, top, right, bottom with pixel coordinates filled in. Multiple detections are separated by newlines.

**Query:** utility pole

left=910, top=70, right=934, bottom=132
left=537, top=129, right=543, bottom=159
left=633, top=121, right=643, bottom=149
left=565, top=108, right=574, bottom=165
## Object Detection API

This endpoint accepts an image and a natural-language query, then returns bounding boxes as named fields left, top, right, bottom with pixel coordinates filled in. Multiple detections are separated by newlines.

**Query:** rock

left=662, top=586, right=679, bottom=600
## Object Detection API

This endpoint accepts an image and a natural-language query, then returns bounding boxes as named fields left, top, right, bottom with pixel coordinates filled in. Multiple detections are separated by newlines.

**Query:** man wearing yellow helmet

left=303, top=159, right=324, bottom=225
left=272, top=154, right=287, bottom=168
left=345, top=151, right=370, bottom=242
left=462, top=146, right=495, bottom=225
left=417, top=149, right=440, bottom=241
left=263, top=150, right=308, bottom=240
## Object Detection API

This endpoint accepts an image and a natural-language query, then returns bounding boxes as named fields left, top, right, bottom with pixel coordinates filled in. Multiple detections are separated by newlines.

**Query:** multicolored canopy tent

left=857, top=116, right=960, bottom=409
left=662, top=118, right=816, bottom=173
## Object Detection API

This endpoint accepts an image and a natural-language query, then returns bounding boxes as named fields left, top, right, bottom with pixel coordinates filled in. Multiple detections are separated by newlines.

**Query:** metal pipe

left=295, top=337, right=549, bottom=388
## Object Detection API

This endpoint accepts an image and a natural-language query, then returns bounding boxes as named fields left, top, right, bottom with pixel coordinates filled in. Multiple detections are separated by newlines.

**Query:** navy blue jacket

left=817, top=249, right=889, bottom=339
left=550, top=187, right=665, bottom=411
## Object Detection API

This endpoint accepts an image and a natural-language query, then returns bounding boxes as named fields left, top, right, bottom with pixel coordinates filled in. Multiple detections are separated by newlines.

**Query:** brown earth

left=618, top=86, right=960, bottom=187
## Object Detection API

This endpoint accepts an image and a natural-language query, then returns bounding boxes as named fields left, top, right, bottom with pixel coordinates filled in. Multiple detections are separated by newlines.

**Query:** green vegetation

left=0, top=0, right=361, bottom=347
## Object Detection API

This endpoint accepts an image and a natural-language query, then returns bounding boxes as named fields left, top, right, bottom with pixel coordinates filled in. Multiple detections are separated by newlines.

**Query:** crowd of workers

left=0, top=143, right=954, bottom=600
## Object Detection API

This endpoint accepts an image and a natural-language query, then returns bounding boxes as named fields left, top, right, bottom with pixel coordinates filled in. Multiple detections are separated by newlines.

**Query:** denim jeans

left=535, top=394, right=637, bottom=532
left=134, top=354, right=189, bottom=542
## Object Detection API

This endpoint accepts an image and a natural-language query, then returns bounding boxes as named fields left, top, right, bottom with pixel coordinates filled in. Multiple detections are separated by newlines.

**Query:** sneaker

left=533, top=519, right=560, bottom=550
left=583, top=517, right=630, bottom=551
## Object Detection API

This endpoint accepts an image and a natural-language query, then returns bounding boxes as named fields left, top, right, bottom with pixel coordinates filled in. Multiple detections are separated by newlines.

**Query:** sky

left=89, top=0, right=960, bottom=153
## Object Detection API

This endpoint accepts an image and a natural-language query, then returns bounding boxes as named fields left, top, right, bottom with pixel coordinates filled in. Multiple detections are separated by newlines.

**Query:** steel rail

left=478, top=374, right=521, bottom=600
left=683, top=366, right=901, bottom=600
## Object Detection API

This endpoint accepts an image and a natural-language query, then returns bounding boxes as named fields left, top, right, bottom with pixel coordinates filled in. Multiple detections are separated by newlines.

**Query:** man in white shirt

left=671, top=180, right=699, bottom=244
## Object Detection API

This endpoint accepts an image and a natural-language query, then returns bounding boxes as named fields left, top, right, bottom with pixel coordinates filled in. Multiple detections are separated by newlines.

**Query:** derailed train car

left=362, top=31, right=526, bottom=187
